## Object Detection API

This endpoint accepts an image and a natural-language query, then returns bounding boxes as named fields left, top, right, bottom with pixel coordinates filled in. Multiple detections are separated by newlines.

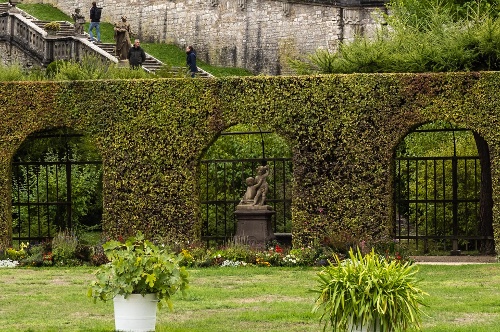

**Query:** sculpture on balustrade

left=114, top=16, right=131, bottom=61
left=8, top=0, right=22, bottom=13
left=72, top=8, right=85, bottom=35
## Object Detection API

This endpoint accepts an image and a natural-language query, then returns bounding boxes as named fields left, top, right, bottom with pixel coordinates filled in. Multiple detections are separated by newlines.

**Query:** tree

left=289, top=0, right=500, bottom=73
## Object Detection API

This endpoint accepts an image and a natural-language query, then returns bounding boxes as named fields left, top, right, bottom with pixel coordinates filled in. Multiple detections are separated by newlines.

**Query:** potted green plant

left=44, top=21, right=61, bottom=35
left=312, top=248, right=427, bottom=332
left=88, top=232, right=189, bottom=332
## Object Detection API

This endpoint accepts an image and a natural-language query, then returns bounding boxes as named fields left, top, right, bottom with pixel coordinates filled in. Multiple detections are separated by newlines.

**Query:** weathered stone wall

left=0, top=42, right=40, bottom=67
left=24, top=0, right=386, bottom=74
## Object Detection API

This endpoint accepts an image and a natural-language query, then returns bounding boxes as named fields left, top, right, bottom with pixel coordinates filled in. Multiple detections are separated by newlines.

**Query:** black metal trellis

left=200, top=130, right=292, bottom=245
left=394, top=127, right=493, bottom=254
left=11, top=130, right=102, bottom=246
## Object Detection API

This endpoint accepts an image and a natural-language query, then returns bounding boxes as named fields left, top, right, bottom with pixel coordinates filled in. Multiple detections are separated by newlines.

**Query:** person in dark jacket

left=186, top=45, right=197, bottom=78
left=128, top=39, right=146, bottom=69
left=88, top=2, right=101, bottom=43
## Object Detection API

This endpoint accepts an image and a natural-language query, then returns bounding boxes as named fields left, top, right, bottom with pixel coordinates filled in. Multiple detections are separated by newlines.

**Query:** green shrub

left=45, top=60, right=68, bottom=78
left=187, top=246, right=214, bottom=267
left=20, top=243, right=52, bottom=267
left=0, top=63, right=27, bottom=81
left=153, top=64, right=184, bottom=78
left=216, top=243, right=256, bottom=263
left=5, top=243, right=28, bottom=260
left=289, top=247, right=317, bottom=265
left=88, top=232, right=189, bottom=310
left=255, top=247, right=284, bottom=266
left=52, top=230, right=78, bottom=265
left=53, top=57, right=107, bottom=80
left=105, top=65, right=153, bottom=79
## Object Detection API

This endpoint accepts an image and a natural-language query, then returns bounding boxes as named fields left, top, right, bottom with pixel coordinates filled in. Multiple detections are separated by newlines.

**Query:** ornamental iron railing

left=11, top=130, right=102, bottom=246
left=200, top=130, right=292, bottom=245
left=394, top=127, right=494, bottom=254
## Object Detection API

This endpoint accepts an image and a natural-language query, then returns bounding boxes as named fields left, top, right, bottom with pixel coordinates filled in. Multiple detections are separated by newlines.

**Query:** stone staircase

left=0, top=3, right=11, bottom=14
left=0, top=3, right=212, bottom=77
left=32, top=20, right=75, bottom=37
left=97, top=42, right=211, bottom=77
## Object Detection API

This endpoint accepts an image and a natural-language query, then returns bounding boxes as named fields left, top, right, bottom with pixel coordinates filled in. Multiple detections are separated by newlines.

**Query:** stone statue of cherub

left=240, top=164, right=269, bottom=206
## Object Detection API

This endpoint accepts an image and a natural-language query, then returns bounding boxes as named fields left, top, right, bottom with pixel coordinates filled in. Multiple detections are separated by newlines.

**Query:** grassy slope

left=13, top=2, right=253, bottom=77
left=1, top=265, right=500, bottom=331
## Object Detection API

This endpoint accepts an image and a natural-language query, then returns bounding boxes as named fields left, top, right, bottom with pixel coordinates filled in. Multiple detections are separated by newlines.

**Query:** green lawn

left=0, top=264, right=499, bottom=331
left=12, top=2, right=252, bottom=77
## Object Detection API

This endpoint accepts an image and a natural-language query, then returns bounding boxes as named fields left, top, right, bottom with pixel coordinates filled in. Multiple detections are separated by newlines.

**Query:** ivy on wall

left=0, top=73, right=499, bottom=252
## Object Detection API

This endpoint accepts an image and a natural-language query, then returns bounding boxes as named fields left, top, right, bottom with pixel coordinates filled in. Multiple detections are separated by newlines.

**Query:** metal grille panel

left=11, top=131, right=102, bottom=246
left=394, top=156, right=483, bottom=252
left=200, top=157, right=292, bottom=244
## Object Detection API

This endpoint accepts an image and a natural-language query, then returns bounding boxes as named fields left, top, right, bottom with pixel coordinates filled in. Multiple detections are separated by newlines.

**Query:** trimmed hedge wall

left=0, top=72, right=499, bottom=252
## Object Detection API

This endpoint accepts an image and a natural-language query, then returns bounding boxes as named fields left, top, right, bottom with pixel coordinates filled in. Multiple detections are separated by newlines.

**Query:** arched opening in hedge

left=393, top=121, right=494, bottom=255
left=11, top=127, right=103, bottom=247
left=199, top=124, right=293, bottom=246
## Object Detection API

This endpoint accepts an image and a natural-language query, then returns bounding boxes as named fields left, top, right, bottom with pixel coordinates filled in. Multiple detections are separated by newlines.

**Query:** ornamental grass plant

left=312, top=248, right=428, bottom=332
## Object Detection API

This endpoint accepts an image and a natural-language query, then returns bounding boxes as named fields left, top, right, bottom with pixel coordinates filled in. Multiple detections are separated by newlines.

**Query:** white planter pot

left=349, top=318, right=383, bottom=332
left=113, top=293, right=158, bottom=332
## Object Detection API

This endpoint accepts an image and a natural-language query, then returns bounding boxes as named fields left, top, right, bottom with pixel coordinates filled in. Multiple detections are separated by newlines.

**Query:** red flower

left=275, top=245, right=283, bottom=253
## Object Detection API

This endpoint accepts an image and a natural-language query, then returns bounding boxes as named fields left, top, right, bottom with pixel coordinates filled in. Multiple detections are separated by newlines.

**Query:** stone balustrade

left=0, top=11, right=117, bottom=67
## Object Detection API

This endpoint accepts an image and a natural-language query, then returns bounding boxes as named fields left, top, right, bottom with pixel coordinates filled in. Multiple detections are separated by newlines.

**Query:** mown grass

left=1, top=264, right=500, bottom=331
left=11, top=2, right=252, bottom=76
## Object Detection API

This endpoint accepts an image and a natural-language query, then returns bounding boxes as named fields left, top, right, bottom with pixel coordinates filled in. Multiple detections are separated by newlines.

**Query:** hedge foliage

left=0, top=73, right=499, bottom=252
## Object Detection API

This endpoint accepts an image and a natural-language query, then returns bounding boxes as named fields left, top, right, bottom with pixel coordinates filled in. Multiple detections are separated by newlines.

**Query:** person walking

left=127, top=39, right=146, bottom=69
left=88, top=2, right=101, bottom=43
left=186, top=45, right=197, bottom=78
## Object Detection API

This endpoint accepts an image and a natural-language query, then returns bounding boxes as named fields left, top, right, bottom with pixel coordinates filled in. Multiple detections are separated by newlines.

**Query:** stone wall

left=25, top=0, right=386, bottom=74
left=0, top=42, right=39, bottom=67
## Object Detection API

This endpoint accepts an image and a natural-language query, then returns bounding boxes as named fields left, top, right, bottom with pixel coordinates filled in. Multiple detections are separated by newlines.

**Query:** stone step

left=33, top=20, right=75, bottom=37
left=91, top=43, right=182, bottom=75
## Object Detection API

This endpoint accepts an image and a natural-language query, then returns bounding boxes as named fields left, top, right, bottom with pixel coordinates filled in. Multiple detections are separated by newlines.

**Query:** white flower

left=221, top=260, right=246, bottom=267
left=0, top=259, right=19, bottom=268
left=282, top=254, right=299, bottom=265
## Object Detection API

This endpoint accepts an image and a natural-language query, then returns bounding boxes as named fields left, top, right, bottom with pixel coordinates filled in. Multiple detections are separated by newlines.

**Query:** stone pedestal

left=117, top=59, right=129, bottom=67
left=234, top=205, right=275, bottom=249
